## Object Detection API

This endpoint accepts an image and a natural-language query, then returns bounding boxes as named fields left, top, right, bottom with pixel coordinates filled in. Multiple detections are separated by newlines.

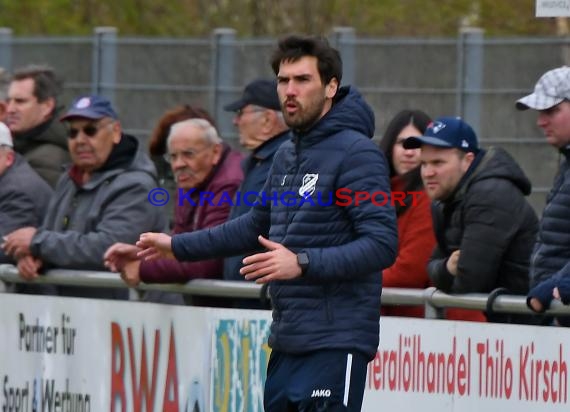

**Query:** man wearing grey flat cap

left=516, top=67, right=570, bottom=313
left=2, top=95, right=166, bottom=299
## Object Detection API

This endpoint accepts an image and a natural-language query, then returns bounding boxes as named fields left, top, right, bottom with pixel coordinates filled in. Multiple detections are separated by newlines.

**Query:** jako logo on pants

left=311, top=389, right=332, bottom=397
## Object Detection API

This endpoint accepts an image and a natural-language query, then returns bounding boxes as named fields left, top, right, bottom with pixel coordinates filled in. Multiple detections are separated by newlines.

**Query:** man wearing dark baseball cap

left=516, top=67, right=570, bottom=318
left=59, top=94, right=119, bottom=121
left=3, top=94, right=166, bottom=298
left=403, top=116, right=479, bottom=154
left=404, top=116, right=537, bottom=322
left=224, top=79, right=282, bottom=113
left=223, top=79, right=289, bottom=302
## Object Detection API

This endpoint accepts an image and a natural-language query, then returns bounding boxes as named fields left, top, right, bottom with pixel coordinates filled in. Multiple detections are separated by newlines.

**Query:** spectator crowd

left=0, top=46, right=569, bottom=327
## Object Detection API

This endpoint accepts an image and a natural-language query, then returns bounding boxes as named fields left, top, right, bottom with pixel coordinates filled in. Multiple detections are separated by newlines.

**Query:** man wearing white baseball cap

left=517, top=67, right=570, bottom=318
left=0, top=122, right=53, bottom=264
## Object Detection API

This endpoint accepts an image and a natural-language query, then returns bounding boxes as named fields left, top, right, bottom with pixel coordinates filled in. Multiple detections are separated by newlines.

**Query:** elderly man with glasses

left=2, top=95, right=166, bottom=299
left=104, top=116, right=243, bottom=305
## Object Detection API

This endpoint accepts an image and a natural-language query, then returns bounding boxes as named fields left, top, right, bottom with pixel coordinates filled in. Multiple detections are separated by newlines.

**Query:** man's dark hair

left=12, top=64, right=62, bottom=103
left=270, top=35, right=342, bottom=86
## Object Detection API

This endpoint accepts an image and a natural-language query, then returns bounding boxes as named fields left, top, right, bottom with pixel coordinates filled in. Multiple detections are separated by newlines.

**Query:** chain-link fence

left=1, top=26, right=567, bottom=213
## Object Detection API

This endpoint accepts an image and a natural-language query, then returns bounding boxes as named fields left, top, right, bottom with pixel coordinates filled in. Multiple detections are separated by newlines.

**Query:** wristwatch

left=297, top=252, right=309, bottom=275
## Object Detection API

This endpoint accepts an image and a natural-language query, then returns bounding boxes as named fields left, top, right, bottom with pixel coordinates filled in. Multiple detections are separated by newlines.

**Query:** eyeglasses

left=67, top=120, right=114, bottom=139
left=235, top=108, right=265, bottom=118
left=163, top=146, right=211, bottom=163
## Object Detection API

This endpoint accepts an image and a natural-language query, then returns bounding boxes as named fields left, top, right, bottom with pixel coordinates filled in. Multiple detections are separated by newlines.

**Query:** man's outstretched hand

left=136, top=233, right=174, bottom=260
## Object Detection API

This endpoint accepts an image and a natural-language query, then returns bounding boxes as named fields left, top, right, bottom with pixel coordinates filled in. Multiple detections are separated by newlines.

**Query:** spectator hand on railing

left=119, top=260, right=142, bottom=287
left=16, top=255, right=42, bottom=280
left=1, top=227, right=37, bottom=259
left=104, top=243, right=143, bottom=287
left=104, top=242, right=140, bottom=272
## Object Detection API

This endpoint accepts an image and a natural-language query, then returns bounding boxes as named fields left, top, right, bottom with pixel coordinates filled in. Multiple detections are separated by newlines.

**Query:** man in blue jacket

left=117, top=35, right=398, bottom=411
left=517, top=67, right=570, bottom=317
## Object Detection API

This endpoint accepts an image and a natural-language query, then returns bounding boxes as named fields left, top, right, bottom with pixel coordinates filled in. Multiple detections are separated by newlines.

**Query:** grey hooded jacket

left=29, top=134, right=167, bottom=270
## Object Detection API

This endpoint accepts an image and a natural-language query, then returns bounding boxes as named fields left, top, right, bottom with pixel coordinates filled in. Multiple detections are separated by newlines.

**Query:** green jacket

left=12, top=108, right=70, bottom=188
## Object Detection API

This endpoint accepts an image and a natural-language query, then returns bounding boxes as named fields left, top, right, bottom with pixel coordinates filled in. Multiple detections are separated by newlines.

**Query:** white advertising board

left=536, top=0, right=570, bottom=16
left=1, top=293, right=570, bottom=411
left=0, top=293, right=270, bottom=412
left=364, top=317, right=568, bottom=411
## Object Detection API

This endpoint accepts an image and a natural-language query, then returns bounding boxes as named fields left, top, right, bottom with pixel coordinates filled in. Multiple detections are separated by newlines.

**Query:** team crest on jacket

left=299, top=173, right=319, bottom=198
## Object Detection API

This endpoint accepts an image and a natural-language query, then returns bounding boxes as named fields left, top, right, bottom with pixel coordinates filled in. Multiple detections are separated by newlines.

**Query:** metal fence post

left=92, top=27, right=118, bottom=105
left=456, top=27, right=484, bottom=136
left=330, top=27, right=356, bottom=86
left=423, top=287, right=444, bottom=319
left=211, top=28, right=236, bottom=139
left=0, top=28, right=13, bottom=71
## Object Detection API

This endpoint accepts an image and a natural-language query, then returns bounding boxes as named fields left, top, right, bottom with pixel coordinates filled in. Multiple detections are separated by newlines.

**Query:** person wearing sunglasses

left=2, top=95, right=167, bottom=300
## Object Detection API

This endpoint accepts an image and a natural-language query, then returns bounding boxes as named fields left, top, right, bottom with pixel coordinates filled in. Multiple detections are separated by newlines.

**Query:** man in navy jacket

left=116, top=35, right=397, bottom=411
left=518, top=67, right=570, bottom=318
left=222, top=78, right=289, bottom=307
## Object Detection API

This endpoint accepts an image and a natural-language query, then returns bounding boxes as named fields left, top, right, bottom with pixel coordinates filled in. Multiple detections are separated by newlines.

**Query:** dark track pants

left=264, top=349, right=368, bottom=412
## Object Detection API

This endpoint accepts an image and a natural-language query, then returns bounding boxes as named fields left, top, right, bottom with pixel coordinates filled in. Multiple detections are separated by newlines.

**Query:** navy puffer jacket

left=530, top=146, right=570, bottom=286
left=173, top=86, right=398, bottom=359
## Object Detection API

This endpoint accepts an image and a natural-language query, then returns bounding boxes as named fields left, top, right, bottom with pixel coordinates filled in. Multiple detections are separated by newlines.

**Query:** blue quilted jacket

left=530, top=146, right=570, bottom=286
left=172, top=86, right=397, bottom=359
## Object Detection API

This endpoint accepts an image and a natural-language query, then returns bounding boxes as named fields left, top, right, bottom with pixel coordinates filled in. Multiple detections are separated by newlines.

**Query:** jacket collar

left=253, top=130, right=290, bottom=160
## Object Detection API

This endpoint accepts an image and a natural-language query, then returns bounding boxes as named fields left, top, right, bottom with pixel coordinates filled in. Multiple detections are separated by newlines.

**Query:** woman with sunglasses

left=378, top=109, right=435, bottom=318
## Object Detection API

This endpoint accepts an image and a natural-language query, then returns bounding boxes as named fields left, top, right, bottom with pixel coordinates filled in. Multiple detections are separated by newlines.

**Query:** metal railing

left=1, top=264, right=569, bottom=319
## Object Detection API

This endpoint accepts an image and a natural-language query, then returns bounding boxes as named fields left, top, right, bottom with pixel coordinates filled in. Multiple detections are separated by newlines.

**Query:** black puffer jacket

left=429, top=147, right=538, bottom=295
left=530, top=146, right=570, bottom=287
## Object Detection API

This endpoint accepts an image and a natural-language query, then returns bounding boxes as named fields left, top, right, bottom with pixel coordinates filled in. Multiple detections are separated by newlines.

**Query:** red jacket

left=140, top=145, right=244, bottom=284
left=382, top=176, right=435, bottom=318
